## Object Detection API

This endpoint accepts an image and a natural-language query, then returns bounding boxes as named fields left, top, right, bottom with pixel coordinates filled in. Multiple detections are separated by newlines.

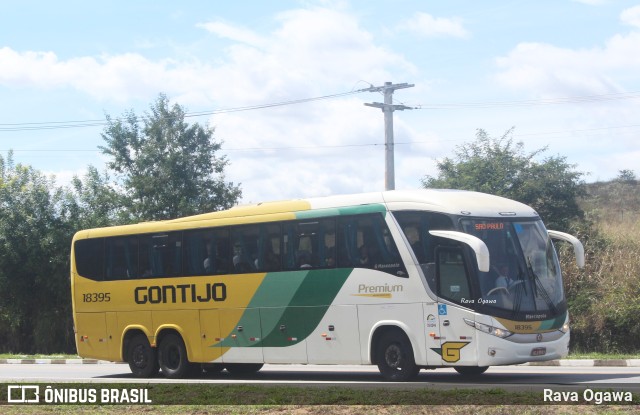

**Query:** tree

left=100, top=94, right=242, bottom=221
left=67, top=166, right=127, bottom=228
left=422, top=128, right=585, bottom=230
left=616, top=169, right=636, bottom=184
left=0, top=152, right=75, bottom=353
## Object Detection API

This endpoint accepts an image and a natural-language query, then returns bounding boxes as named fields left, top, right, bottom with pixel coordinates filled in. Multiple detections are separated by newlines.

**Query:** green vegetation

left=100, top=94, right=241, bottom=222
left=0, top=95, right=240, bottom=354
left=1, top=112, right=639, bottom=356
left=422, top=128, right=585, bottom=230
left=1, top=406, right=638, bottom=415
left=0, top=383, right=634, bottom=406
left=562, top=174, right=640, bottom=354
left=424, top=130, right=640, bottom=355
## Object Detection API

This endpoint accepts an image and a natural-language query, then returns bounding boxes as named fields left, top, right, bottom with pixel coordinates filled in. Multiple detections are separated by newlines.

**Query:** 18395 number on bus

left=82, top=292, right=111, bottom=302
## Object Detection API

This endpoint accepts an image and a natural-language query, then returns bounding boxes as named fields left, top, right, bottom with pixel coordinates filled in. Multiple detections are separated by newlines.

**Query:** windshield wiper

left=526, top=256, right=557, bottom=316
left=510, top=265, right=527, bottom=319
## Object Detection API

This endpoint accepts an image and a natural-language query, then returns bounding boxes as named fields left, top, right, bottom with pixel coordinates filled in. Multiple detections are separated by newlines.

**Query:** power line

left=413, top=91, right=640, bottom=110
left=2, top=89, right=640, bottom=133
left=5, top=123, right=640, bottom=153
left=0, top=89, right=371, bottom=133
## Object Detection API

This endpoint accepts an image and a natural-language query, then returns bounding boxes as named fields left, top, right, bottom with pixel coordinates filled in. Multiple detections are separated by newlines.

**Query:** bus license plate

left=531, top=347, right=546, bottom=356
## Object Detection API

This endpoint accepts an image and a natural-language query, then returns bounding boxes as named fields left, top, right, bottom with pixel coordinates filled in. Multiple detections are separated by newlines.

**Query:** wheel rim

left=385, top=343, right=403, bottom=370
left=132, top=344, right=147, bottom=369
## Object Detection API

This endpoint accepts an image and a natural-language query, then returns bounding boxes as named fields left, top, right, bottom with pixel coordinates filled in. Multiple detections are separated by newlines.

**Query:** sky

left=1, top=0, right=640, bottom=204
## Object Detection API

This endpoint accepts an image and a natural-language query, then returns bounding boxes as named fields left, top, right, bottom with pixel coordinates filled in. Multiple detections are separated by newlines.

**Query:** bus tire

left=158, top=332, right=197, bottom=379
left=376, top=331, right=419, bottom=381
left=127, top=333, right=159, bottom=378
left=225, top=363, right=264, bottom=375
left=454, top=366, right=489, bottom=376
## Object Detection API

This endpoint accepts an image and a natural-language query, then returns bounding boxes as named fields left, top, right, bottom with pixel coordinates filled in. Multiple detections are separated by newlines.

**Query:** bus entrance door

left=436, top=303, right=477, bottom=366
left=435, top=246, right=477, bottom=366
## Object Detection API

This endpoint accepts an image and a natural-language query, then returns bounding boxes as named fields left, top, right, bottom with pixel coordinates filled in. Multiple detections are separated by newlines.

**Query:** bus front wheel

left=376, top=331, right=419, bottom=381
left=158, top=333, right=199, bottom=379
left=127, top=334, right=159, bottom=378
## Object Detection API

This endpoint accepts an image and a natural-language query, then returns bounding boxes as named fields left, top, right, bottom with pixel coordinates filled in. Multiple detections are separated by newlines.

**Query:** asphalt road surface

left=2, top=363, right=640, bottom=392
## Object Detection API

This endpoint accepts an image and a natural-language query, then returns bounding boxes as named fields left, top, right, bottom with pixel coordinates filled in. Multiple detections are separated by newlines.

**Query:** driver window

left=436, top=247, right=471, bottom=304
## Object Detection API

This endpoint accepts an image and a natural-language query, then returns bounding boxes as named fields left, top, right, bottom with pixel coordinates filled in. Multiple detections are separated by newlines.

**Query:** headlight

left=464, top=318, right=513, bottom=338
left=559, top=322, right=570, bottom=333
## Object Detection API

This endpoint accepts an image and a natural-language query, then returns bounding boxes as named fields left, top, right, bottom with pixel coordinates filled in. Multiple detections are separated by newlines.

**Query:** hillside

left=582, top=178, right=640, bottom=226
left=562, top=178, right=640, bottom=353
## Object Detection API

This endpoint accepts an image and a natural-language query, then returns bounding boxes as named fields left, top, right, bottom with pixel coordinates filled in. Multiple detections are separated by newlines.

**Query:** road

left=2, top=363, right=640, bottom=392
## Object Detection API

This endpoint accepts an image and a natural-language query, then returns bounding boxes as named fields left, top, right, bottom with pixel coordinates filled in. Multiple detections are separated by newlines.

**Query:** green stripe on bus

left=212, top=268, right=352, bottom=349
left=257, top=268, right=352, bottom=347
left=294, top=204, right=386, bottom=220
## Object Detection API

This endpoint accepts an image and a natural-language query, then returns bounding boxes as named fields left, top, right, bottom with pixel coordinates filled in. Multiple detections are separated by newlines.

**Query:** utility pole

left=364, top=82, right=414, bottom=191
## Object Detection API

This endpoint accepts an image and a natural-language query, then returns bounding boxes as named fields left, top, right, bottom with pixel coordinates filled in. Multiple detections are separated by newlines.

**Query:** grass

left=559, top=180, right=640, bottom=354
left=0, top=384, right=638, bottom=415
left=566, top=353, right=639, bottom=360
left=2, top=405, right=639, bottom=415
left=0, top=383, right=637, bottom=407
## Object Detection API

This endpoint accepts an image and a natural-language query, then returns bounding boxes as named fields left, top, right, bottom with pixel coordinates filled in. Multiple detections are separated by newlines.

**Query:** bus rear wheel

left=127, top=333, right=159, bottom=378
left=376, top=331, right=419, bottom=381
left=158, top=333, right=199, bottom=379
left=454, top=366, right=489, bottom=376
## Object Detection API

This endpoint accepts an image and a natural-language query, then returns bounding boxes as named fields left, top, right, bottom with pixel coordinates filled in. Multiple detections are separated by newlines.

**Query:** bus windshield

left=460, top=219, right=565, bottom=319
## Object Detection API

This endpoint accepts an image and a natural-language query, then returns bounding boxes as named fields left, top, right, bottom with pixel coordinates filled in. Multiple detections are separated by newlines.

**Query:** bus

left=70, top=189, right=584, bottom=381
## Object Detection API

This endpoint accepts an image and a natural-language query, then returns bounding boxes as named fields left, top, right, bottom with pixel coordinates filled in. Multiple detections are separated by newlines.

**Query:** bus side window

left=105, top=236, right=138, bottom=280
left=337, top=214, right=406, bottom=277
left=74, top=238, right=105, bottom=281
left=230, top=226, right=258, bottom=273
left=184, top=228, right=230, bottom=276
left=139, top=232, right=182, bottom=278
left=255, top=223, right=281, bottom=272
left=394, top=211, right=454, bottom=265
left=283, top=219, right=335, bottom=270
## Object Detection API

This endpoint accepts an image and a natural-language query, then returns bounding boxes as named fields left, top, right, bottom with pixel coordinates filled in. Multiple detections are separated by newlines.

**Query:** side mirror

left=547, top=230, right=585, bottom=268
left=429, top=230, right=490, bottom=272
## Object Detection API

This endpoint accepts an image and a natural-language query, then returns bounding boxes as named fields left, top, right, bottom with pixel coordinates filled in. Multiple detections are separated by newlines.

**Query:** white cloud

left=494, top=30, right=640, bottom=96
left=197, top=21, right=267, bottom=48
left=0, top=47, right=210, bottom=102
left=398, top=12, right=468, bottom=38
left=0, top=6, right=428, bottom=202
left=621, top=5, right=640, bottom=28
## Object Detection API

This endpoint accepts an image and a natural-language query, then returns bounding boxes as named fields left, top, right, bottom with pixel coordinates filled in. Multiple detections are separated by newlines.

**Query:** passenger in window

left=358, top=245, right=370, bottom=267
left=232, top=243, right=252, bottom=273
left=297, top=251, right=313, bottom=269
left=325, top=247, right=336, bottom=267
left=263, top=249, right=280, bottom=271
left=204, top=241, right=215, bottom=274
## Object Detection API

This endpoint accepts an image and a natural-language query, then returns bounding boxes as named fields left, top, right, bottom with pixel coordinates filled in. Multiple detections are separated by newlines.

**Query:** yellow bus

left=71, top=190, right=584, bottom=381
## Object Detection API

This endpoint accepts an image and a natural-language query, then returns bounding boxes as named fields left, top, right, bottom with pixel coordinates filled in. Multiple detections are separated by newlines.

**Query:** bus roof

left=73, top=189, right=538, bottom=239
